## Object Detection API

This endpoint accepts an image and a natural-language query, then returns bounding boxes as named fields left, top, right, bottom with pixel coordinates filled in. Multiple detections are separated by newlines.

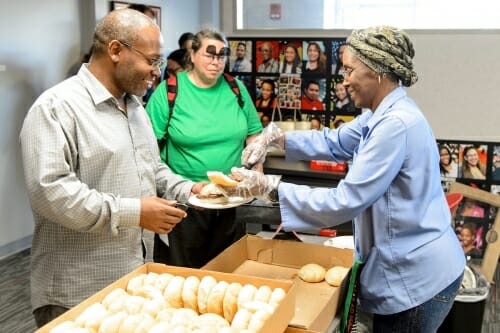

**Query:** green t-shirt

left=146, top=71, right=262, bottom=181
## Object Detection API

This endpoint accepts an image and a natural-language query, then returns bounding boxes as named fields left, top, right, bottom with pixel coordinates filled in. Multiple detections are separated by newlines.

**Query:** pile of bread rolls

left=298, top=263, right=349, bottom=287
left=49, top=272, right=287, bottom=333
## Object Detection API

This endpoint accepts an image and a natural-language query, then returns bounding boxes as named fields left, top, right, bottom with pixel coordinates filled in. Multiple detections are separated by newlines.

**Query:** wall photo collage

left=438, top=139, right=500, bottom=259
left=225, top=38, right=362, bottom=129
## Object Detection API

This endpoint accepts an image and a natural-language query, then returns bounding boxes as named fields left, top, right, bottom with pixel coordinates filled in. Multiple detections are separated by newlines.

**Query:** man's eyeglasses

left=118, top=40, right=166, bottom=69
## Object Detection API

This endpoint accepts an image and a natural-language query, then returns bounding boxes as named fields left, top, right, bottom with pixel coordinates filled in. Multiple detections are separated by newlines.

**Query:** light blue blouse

left=279, top=86, right=465, bottom=314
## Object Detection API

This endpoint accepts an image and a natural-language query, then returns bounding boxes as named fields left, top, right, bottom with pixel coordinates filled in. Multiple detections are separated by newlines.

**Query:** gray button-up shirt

left=20, top=65, right=193, bottom=311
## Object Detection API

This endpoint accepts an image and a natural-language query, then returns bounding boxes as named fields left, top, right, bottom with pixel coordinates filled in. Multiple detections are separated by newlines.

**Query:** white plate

left=461, top=265, right=477, bottom=289
left=188, top=195, right=253, bottom=209
left=323, top=236, right=355, bottom=249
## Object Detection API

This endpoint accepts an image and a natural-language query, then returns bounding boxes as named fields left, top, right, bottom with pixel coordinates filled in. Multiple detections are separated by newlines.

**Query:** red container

left=310, top=160, right=347, bottom=173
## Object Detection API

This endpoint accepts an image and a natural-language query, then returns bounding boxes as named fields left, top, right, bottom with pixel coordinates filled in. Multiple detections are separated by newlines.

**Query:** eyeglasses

left=201, top=45, right=230, bottom=64
left=118, top=40, right=166, bottom=69
left=202, top=54, right=227, bottom=64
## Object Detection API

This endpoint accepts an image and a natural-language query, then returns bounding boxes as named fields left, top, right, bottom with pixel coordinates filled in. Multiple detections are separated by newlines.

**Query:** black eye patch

left=206, top=45, right=230, bottom=56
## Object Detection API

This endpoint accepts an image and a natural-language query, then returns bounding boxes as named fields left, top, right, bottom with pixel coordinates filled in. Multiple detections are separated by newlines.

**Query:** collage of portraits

left=225, top=38, right=499, bottom=260
left=438, top=140, right=500, bottom=259
left=224, top=38, right=362, bottom=130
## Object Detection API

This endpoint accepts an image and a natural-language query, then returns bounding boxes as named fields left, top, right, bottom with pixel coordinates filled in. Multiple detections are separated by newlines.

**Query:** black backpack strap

left=223, top=73, right=244, bottom=108
left=158, top=73, right=177, bottom=152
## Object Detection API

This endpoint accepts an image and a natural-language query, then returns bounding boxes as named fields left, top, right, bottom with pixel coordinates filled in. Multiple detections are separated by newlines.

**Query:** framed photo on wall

left=110, top=1, right=161, bottom=27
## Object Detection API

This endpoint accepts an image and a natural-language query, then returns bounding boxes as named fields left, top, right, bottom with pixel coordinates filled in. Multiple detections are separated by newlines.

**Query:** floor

left=0, top=248, right=37, bottom=333
left=0, top=248, right=498, bottom=333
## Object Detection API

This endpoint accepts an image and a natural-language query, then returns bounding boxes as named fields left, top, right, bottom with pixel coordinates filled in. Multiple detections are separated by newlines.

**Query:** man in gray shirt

left=20, top=9, right=204, bottom=327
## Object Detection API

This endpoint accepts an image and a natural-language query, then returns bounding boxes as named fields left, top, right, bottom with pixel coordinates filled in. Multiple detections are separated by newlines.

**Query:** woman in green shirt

left=146, top=29, right=262, bottom=268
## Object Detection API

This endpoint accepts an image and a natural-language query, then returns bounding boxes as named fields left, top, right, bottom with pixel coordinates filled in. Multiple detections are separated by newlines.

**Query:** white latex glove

left=220, top=167, right=281, bottom=203
left=242, top=122, right=285, bottom=169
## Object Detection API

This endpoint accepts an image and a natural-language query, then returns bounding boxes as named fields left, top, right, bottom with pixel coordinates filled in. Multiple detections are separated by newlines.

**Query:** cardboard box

left=203, top=235, right=354, bottom=333
left=36, top=263, right=296, bottom=333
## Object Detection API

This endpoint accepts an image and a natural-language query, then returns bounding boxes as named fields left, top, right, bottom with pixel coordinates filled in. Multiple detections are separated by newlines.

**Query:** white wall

left=2, top=0, right=500, bottom=257
left=0, top=0, right=207, bottom=258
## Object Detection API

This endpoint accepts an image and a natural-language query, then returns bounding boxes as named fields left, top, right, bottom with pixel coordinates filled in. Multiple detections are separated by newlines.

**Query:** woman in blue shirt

left=234, top=26, right=465, bottom=333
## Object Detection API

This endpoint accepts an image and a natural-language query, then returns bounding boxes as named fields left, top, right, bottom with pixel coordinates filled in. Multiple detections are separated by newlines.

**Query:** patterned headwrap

left=346, top=26, right=418, bottom=87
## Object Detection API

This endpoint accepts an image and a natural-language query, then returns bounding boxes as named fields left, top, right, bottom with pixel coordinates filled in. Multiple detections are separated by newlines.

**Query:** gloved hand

left=220, top=167, right=281, bottom=203
left=242, top=122, right=285, bottom=169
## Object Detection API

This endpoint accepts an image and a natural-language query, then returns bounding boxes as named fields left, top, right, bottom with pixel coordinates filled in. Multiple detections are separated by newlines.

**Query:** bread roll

left=97, top=311, right=127, bottom=333
left=239, top=300, right=274, bottom=315
left=155, top=307, right=176, bottom=323
left=195, top=313, right=230, bottom=330
left=148, top=322, right=172, bottom=333
left=75, top=302, right=109, bottom=331
left=133, top=314, right=156, bottom=333
left=269, top=287, right=286, bottom=308
left=155, top=273, right=174, bottom=293
left=218, top=328, right=240, bottom=333
left=248, top=308, right=272, bottom=332
left=298, top=263, right=326, bottom=283
left=169, top=326, right=190, bottom=333
left=182, top=275, right=200, bottom=312
left=253, top=285, right=272, bottom=303
left=143, top=272, right=159, bottom=286
left=123, top=295, right=146, bottom=314
left=136, top=284, right=163, bottom=300
left=325, top=266, right=349, bottom=287
left=207, top=171, right=238, bottom=186
left=126, top=274, right=146, bottom=295
left=118, top=313, right=143, bottom=333
left=49, top=320, right=78, bottom=333
left=164, top=275, right=185, bottom=308
left=207, top=280, right=229, bottom=316
left=237, top=284, right=257, bottom=309
left=231, top=308, right=252, bottom=330
left=170, top=308, right=199, bottom=327
left=198, top=275, right=217, bottom=314
left=223, top=282, right=242, bottom=323
left=106, top=293, right=129, bottom=313
left=142, top=297, right=165, bottom=318
left=101, top=288, right=128, bottom=310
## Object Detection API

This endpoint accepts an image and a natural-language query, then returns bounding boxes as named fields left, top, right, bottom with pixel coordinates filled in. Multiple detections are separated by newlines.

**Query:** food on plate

left=197, top=183, right=229, bottom=204
left=325, top=266, right=349, bottom=287
left=207, top=171, right=239, bottom=186
left=298, top=263, right=326, bottom=283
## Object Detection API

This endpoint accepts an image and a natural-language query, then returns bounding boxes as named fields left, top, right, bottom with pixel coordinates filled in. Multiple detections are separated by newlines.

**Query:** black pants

left=33, top=305, right=69, bottom=328
left=154, top=207, right=245, bottom=268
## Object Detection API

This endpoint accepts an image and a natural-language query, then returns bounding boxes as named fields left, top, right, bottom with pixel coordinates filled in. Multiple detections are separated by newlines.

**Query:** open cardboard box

left=449, top=182, right=500, bottom=283
left=203, top=235, right=354, bottom=333
left=36, top=263, right=296, bottom=333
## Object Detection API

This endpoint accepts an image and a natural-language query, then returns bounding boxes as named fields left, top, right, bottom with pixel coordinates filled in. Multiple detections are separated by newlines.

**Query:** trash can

left=438, top=265, right=490, bottom=333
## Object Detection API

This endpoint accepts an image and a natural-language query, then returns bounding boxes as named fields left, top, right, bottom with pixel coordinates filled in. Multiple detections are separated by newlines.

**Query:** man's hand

left=241, top=122, right=285, bottom=169
left=139, top=197, right=187, bottom=234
